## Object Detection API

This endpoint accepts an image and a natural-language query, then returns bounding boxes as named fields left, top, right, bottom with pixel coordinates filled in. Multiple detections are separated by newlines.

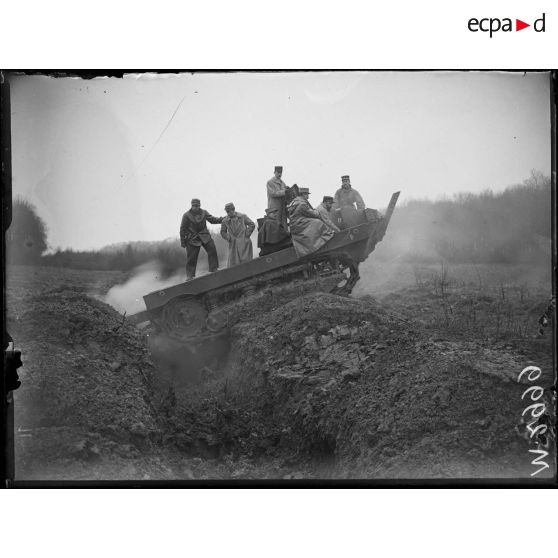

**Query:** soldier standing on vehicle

left=180, top=198, right=223, bottom=280
left=316, top=195, right=341, bottom=232
left=267, top=165, right=289, bottom=229
left=333, top=175, right=366, bottom=210
left=220, top=202, right=256, bottom=267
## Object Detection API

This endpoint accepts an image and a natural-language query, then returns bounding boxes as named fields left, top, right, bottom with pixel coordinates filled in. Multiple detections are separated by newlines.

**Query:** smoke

left=101, top=260, right=232, bottom=388
left=103, top=260, right=187, bottom=316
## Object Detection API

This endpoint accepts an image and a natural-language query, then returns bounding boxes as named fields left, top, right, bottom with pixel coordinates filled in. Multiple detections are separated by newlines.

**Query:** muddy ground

left=5, top=262, right=556, bottom=481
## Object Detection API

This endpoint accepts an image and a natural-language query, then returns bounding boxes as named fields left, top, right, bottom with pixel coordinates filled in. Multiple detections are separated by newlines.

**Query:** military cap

left=299, top=187, right=310, bottom=194
left=191, top=198, right=201, bottom=204
left=265, top=207, right=279, bottom=215
left=225, top=202, right=235, bottom=210
left=274, top=166, right=283, bottom=172
left=341, top=175, right=350, bottom=181
left=323, top=196, right=334, bottom=202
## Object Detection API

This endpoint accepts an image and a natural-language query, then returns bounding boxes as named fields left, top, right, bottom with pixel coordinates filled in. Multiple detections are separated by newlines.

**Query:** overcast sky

left=9, top=71, right=551, bottom=251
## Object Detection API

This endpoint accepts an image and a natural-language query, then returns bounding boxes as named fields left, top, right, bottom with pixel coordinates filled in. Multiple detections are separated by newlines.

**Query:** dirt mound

left=12, top=287, right=157, bottom=432
left=9, top=280, right=165, bottom=479
left=232, top=292, right=407, bottom=382
left=177, top=292, right=554, bottom=479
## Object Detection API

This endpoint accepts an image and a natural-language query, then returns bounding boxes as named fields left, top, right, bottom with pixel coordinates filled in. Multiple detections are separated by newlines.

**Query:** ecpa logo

left=468, top=13, right=546, bottom=37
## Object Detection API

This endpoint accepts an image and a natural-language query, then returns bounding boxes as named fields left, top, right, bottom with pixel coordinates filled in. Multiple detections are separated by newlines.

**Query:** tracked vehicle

left=129, top=192, right=400, bottom=348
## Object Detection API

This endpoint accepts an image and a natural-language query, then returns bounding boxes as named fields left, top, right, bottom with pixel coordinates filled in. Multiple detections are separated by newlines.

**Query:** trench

left=146, top=329, right=335, bottom=479
left=141, top=289, right=556, bottom=481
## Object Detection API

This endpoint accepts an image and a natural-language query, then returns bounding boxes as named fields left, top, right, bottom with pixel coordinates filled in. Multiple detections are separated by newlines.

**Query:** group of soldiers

left=179, top=165, right=367, bottom=279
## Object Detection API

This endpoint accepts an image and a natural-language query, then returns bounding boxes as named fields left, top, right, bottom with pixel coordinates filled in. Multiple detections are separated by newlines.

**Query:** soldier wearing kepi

left=287, top=187, right=335, bottom=257
left=180, top=198, right=223, bottom=280
left=220, top=202, right=256, bottom=267
left=266, top=165, right=289, bottom=229
left=333, top=175, right=366, bottom=211
left=316, top=195, right=341, bottom=232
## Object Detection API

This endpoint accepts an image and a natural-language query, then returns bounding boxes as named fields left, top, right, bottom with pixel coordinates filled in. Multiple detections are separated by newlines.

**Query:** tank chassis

left=129, top=192, right=400, bottom=343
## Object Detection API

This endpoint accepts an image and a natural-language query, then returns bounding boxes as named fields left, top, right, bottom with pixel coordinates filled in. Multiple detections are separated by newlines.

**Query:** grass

left=355, top=260, right=553, bottom=344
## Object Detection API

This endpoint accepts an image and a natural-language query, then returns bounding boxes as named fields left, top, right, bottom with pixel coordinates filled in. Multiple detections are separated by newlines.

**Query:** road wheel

left=160, top=297, right=207, bottom=341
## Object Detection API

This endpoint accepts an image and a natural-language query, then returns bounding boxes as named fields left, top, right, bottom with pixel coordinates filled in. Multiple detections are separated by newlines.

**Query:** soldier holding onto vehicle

left=180, top=198, right=223, bottom=280
left=220, top=202, right=256, bottom=267
left=287, top=187, right=336, bottom=257
left=316, top=195, right=341, bottom=232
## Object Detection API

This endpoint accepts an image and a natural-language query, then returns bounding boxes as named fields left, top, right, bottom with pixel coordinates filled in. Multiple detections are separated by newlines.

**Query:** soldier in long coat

left=333, top=175, right=366, bottom=210
left=316, top=195, right=341, bottom=232
left=257, top=207, right=292, bottom=256
left=287, top=187, right=335, bottom=257
left=180, top=198, right=223, bottom=279
left=220, top=203, right=255, bottom=267
left=266, top=165, right=289, bottom=229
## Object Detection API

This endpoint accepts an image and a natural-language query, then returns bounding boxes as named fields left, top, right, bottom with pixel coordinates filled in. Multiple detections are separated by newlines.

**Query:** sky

left=9, top=71, right=551, bottom=251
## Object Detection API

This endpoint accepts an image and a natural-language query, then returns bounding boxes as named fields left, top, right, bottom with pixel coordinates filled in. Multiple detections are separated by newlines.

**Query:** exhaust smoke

left=103, top=260, right=187, bottom=316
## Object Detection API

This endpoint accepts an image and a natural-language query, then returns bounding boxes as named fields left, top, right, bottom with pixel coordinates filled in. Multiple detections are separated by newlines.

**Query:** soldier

left=266, top=165, right=289, bottom=229
left=220, top=202, right=256, bottom=267
left=257, top=207, right=292, bottom=256
left=287, top=187, right=335, bottom=257
left=333, top=175, right=365, bottom=210
left=316, top=195, right=341, bottom=232
left=180, top=198, right=223, bottom=280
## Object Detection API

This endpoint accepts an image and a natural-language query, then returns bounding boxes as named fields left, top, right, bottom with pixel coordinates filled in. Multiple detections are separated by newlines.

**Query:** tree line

left=376, top=170, right=551, bottom=263
left=38, top=238, right=230, bottom=277
left=6, top=171, right=552, bottom=272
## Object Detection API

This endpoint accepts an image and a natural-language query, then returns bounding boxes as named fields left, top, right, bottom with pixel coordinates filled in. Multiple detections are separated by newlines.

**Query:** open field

left=5, top=260, right=555, bottom=481
left=356, top=259, right=553, bottom=342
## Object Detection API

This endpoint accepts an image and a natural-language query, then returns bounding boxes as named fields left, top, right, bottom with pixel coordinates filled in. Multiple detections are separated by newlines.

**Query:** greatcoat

left=220, top=212, right=255, bottom=267
left=257, top=214, right=292, bottom=255
left=266, top=176, right=289, bottom=229
left=287, top=196, right=335, bottom=257
left=333, top=187, right=365, bottom=210
left=316, top=202, right=341, bottom=232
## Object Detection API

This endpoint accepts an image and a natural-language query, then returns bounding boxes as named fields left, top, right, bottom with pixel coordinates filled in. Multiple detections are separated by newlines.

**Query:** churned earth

left=5, top=263, right=556, bottom=481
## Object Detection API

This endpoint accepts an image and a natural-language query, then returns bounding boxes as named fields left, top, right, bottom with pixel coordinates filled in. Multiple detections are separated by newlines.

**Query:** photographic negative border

left=2, top=69, right=557, bottom=488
